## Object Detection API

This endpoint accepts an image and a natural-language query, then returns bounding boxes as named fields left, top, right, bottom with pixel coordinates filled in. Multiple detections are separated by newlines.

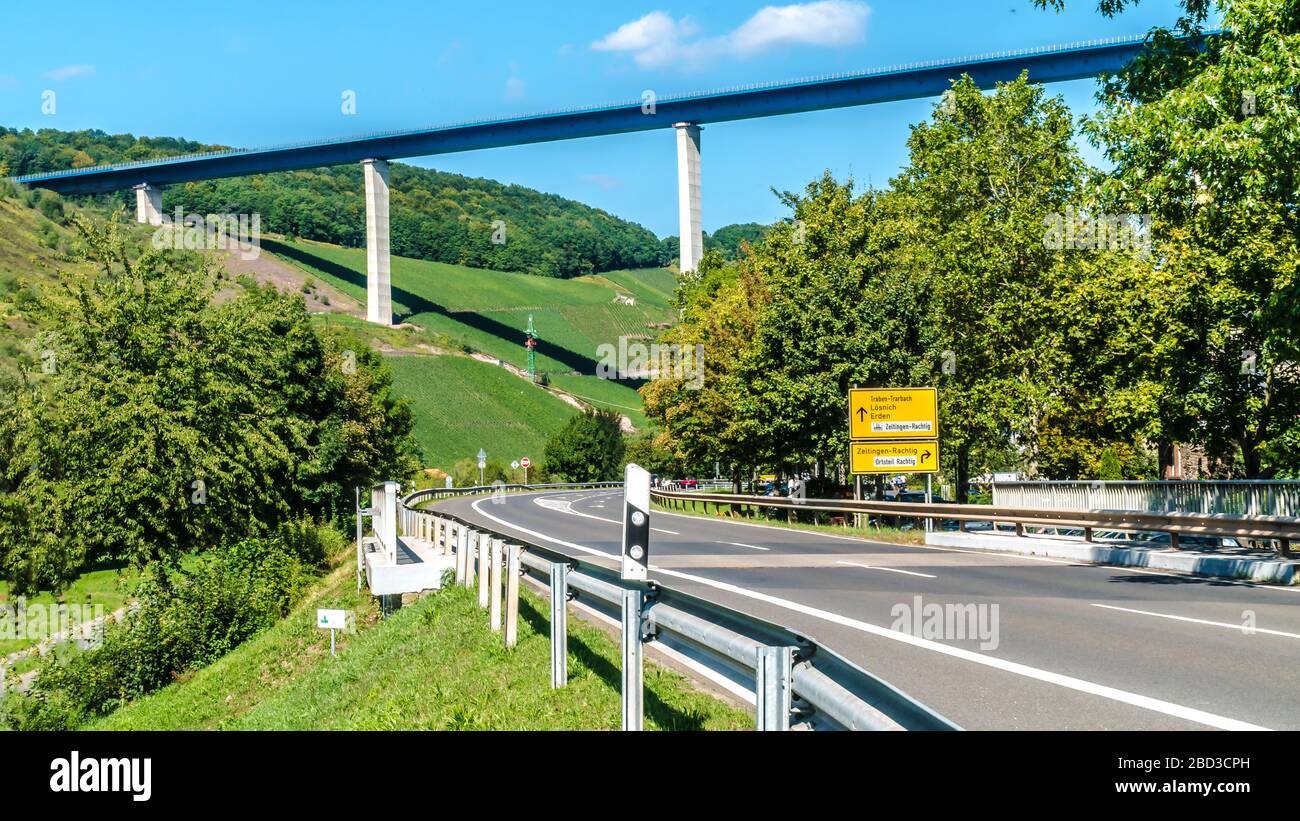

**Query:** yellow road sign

left=849, top=387, right=938, bottom=440
left=850, top=440, right=939, bottom=474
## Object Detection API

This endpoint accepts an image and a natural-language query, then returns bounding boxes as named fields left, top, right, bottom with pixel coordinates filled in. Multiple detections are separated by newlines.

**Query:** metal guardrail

left=993, top=480, right=1300, bottom=518
left=395, top=487, right=959, bottom=731
left=651, top=490, right=1300, bottom=555
left=405, top=481, right=621, bottom=503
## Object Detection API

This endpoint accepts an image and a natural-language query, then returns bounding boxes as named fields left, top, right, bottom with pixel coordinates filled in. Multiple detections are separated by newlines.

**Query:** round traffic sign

left=520, top=456, right=531, bottom=469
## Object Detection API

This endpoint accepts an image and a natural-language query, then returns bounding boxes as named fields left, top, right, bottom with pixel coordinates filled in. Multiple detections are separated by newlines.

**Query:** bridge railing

left=15, top=31, right=1217, bottom=190
left=399, top=487, right=958, bottom=731
left=651, top=490, right=1300, bottom=556
left=992, top=480, right=1300, bottom=518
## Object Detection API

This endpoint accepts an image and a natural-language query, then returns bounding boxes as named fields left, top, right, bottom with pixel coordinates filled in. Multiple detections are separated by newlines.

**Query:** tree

left=623, top=429, right=687, bottom=476
left=890, top=74, right=1087, bottom=499
left=641, top=250, right=771, bottom=490
left=543, top=409, right=626, bottom=482
left=0, top=213, right=417, bottom=593
left=1077, top=0, right=1300, bottom=476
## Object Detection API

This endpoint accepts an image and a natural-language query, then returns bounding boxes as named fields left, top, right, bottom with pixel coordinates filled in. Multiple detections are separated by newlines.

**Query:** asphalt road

left=436, top=489, right=1300, bottom=731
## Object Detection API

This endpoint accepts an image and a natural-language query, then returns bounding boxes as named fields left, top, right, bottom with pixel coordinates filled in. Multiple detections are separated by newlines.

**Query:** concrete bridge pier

left=362, top=158, right=393, bottom=326
left=133, top=183, right=163, bottom=225
left=674, top=122, right=703, bottom=274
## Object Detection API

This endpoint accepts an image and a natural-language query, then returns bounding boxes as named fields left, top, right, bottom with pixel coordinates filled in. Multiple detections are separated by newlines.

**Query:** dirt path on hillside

left=468, top=352, right=636, bottom=432
left=212, top=243, right=638, bottom=433
left=218, top=244, right=363, bottom=316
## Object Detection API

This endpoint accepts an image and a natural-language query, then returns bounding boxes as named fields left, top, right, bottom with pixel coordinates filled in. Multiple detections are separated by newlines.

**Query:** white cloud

left=505, top=65, right=526, bottom=100
left=592, top=11, right=701, bottom=69
left=591, top=2, right=869, bottom=70
left=44, top=64, right=95, bottom=81
left=729, top=1, right=870, bottom=55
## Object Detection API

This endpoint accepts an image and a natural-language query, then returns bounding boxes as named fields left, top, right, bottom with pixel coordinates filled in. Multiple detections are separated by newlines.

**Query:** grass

left=0, top=565, right=140, bottom=656
left=385, top=353, right=578, bottom=470
left=96, top=553, right=750, bottom=730
left=266, top=236, right=669, bottom=400
left=653, top=499, right=928, bottom=546
left=548, top=372, right=648, bottom=430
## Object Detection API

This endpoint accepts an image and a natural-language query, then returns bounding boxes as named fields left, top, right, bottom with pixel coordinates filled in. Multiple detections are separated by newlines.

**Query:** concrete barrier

left=926, top=531, right=1298, bottom=584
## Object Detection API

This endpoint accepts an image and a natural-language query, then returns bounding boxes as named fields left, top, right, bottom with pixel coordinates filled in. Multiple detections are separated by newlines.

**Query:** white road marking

left=1091, top=604, right=1300, bottom=640
left=533, top=495, right=678, bottom=534
left=652, top=508, right=1300, bottom=592
left=837, top=560, right=936, bottom=579
left=717, top=541, right=770, bottom=552
left=470, top=499, right=1269, bottom=731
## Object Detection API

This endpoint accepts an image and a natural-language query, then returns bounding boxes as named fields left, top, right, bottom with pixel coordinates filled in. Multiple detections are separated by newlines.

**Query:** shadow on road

left=1104, top=572, right=1251, bottom=588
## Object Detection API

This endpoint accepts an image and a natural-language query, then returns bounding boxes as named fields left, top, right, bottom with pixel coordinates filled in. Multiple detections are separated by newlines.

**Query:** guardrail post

left=550, top=562, right=568, bottom=688
left=477, top=532, right=490, bottom=608
left=443, top=520, right=453, bottom=556
left=1084, top=526, right=1093, bottom=543
left=355, top=489, right=363, bottom=592
left=1170, top=531, right=1181, bottom=550
left=1280, top=538, right=1291, bottom=558
left=456, top=527, right=469, bottom=584
left=755, top=646, right=794, bottom=731
left=621, top=588, right=644, bottom=731
left=464, top=528, right=474, bottom=585
left=489, top=537, right=503, bottom=632
left=505, top=544, right=520, bottom=647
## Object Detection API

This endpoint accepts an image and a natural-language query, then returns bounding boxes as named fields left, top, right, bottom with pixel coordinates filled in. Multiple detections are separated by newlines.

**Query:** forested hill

left=0, top=126, right=670, bottom=278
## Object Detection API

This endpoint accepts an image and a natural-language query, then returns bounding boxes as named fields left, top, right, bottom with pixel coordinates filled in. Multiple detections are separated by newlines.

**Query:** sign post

left=317, top=608, right=346, bottom=657
left=620, top=463, right=651, bottom=731
left=849, top=440, right=940, bottom=474
left=521, top=456, right=531, bottom=485
left=925, top=474, right=933, bottom=532
left=848, top=388, right=940, bottom=532
left=848, top=387, right=937, bottom=440
left=621, top=464, right=651, bottom=581
left=477, top=448, right=487, bottom=486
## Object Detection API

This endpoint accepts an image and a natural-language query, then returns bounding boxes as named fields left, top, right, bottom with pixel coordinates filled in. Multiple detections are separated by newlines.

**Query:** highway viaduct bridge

left=14, top=32, right=1209, bottom=326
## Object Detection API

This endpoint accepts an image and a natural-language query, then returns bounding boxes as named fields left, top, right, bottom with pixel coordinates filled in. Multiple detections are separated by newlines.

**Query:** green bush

left=543, top=408, right=625, bottom=482
left=2, top=525, right=334, bottom=730
left=275, top=515, right=346, bottom=569
left=37, top=192, right=65, bottom=225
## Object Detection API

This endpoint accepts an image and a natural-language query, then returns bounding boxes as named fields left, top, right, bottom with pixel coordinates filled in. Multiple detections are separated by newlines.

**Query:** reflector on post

left=622, top=463, right=651, bottom=581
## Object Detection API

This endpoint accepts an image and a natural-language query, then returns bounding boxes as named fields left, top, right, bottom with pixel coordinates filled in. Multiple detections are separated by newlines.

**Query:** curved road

left=435, top=488, right=1300, bottom=731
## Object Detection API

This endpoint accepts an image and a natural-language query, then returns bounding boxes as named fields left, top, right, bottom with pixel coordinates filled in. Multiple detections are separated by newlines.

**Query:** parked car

left=870, top=490, right=951, bottom=529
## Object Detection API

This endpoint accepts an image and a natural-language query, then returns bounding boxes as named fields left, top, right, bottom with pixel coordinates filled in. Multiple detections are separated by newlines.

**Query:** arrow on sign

left=856, top=407, right=868, bottom=422
left=923, top=449, right=932, bottom=462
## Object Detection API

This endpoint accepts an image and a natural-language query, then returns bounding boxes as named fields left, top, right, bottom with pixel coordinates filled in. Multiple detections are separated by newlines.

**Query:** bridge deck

left=364, top=536, right=455, bottom=596
left=12, top=32, right=1218, bottom=196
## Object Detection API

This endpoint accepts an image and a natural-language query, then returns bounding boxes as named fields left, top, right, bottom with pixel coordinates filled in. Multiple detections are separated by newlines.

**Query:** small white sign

left=511, top=460, right=520, bottom=470
left=317, top=608, right=347, bottom=630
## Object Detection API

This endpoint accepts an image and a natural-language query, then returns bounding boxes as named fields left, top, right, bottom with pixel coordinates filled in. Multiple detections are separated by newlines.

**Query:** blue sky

left=1, top=0, right=1198, bottom=237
